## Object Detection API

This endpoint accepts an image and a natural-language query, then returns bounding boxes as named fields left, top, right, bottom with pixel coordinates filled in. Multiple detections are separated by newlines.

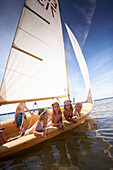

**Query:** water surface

left=0, top=98, right=113, bottom=169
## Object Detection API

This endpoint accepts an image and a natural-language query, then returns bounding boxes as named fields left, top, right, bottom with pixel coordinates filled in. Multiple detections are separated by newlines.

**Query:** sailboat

left=0, top=0, right=93, bottom=158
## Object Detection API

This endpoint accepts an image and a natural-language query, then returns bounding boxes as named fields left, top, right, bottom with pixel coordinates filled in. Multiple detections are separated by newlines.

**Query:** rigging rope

left=27, top=102, right=38, bottom=130
left=56, top=98, right=62, bottom=106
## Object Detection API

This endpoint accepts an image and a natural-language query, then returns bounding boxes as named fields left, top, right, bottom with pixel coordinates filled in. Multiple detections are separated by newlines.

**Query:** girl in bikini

left=51, top=102, right=65, bottom=129
left=23, top=108, right=49, bottom=137
left=63, top=100, right=76, bottom=123
left=74, top=102, right=82, bottom=117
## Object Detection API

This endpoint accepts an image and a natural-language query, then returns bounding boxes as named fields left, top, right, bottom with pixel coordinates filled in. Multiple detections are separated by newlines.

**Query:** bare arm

left=51, top=114, right=54, bottom=124
left=63, top=110, right=66, bottom=120
left=73, top=108, right=76, bottom=116
left=63, top=110, right=67, bottom=119
left=33, top=121, right=43, bottom=137
left=24, top=106, right=33, bottom=115
left=51, top=114, right=57, bottom=125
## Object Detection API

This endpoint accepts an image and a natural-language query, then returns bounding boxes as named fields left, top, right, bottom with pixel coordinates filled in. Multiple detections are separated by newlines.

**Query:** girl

left=23, top=108, right=49, bottom=137
left=74, top=102, right=82, bottom=117
left=51, top=102, right=64, bottom=129
left=63, top=100, right=76, bottom=123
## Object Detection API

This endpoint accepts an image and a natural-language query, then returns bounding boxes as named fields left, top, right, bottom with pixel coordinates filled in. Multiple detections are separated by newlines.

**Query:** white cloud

left=89, top=47, right=113, bottom=72
left=72, top=0, right=96, bottom=47
left=93, top=70, right=113, bottom=86
left=73, top=0, right=96, bottom=24
left=93, top=84, right=113, bottom=99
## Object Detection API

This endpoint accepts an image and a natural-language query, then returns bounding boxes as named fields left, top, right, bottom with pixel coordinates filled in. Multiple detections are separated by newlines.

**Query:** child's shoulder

left=63, top=109, right=68, bottom=114
left=36, top=119, right=41, bottom=125
left=63, top=109, right=66, bottom=112
left=51, top=111, right=54, bottom=115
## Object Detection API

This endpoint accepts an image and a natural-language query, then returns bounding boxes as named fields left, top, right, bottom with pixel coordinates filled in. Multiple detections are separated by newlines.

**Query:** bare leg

left=0, top=136, right=4, bottom=145
left=19, top=118, right=26, bottom=134
left=0, top=131, right=7, bottom=144
left=7, top=135, right=20, bottom=142
left=22, top=117, right=26, bottom=131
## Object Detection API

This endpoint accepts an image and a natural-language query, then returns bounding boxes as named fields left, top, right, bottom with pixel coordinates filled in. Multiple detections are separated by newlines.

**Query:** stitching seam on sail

left=17, top=27, right=63, bottom=59
left=3, top=67, right=66, bottom=94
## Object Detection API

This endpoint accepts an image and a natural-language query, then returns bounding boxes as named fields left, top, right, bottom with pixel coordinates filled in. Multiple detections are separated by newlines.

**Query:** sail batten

left=12, top=45, right=43, bottom=61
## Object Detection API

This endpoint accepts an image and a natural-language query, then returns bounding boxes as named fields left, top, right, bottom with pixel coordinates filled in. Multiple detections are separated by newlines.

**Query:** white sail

left=65, top=24, right=93, bottom=103
left=0, top=0, right=68, bottom=104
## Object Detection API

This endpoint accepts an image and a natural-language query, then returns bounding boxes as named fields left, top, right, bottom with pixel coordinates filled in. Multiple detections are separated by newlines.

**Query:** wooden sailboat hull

left=0, top=103, right=93, bottom=158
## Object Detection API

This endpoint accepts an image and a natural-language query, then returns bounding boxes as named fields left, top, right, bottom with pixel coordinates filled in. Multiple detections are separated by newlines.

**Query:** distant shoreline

left=0, top=96, right=113, bottom=116
left=94, top=96, right=113, bottom=102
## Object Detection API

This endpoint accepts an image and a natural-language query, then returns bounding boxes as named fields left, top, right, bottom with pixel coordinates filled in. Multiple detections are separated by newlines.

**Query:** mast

left=58, top=0, right=70, bottom=100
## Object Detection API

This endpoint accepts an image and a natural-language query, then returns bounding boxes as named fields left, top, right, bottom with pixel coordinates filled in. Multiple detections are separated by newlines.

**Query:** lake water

left=0, top=98, right=113, bottom=169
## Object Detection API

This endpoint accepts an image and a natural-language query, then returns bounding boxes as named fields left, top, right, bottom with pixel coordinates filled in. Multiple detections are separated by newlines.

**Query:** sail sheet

left=0, top=0, right=68, bottom=104
left=65, top=24, right=93, bottom=103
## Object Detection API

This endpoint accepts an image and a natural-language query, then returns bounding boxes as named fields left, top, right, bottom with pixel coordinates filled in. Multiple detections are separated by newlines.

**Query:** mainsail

left=65, top=24, right=93, bottom=103
left=0, top=0, right=68, bottom=105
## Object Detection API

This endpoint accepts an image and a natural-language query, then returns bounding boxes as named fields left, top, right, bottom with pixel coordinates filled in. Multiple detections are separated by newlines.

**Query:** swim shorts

left=16, top=113, right=26, bottom=128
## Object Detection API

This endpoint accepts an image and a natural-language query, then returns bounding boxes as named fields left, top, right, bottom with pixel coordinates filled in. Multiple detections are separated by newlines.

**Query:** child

left=63, top=100, right=76, bottom=123
left=51, top=102, right=64, bottom=129
left=23, top=108, right=49, bottom=137
left=74, top=102, right=82, bottom=117
left=13, top=102, right=33, bottom=134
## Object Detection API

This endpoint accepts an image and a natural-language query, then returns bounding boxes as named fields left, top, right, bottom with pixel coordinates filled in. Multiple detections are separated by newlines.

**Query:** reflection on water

left=1, top=98, right=113, bottom=169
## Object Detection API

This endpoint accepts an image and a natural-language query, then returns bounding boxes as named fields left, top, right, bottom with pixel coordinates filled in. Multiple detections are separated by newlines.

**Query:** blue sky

left=60, top=0, right=113, bottom=100
left=0, top=0, right=113, bottom=106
